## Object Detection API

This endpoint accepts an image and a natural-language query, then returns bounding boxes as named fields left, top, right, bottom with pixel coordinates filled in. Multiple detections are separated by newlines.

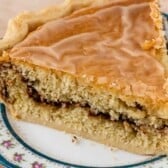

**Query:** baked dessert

left=0, top=0, right=168, bottom=155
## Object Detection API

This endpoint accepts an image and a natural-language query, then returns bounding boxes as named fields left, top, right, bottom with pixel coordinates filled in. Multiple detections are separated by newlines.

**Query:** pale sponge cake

left=0, top=0, right=168, bottom=154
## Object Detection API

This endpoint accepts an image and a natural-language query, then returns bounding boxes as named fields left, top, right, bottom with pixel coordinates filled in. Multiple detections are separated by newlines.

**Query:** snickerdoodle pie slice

left=0, top=0, right=168, bottom=154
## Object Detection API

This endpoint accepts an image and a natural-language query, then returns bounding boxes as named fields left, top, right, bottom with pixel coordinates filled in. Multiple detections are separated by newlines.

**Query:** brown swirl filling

left=0, top=62, right=168, bottom=134
left=24, top=84, right=168, bottom=134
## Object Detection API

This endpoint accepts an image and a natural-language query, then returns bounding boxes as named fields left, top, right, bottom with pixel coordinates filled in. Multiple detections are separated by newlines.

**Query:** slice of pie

left=0, top=0, right=168, bottom=155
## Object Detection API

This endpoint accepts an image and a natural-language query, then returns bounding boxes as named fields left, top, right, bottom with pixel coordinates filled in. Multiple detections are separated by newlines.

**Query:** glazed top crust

left=6, top=0, right=168, bottom=100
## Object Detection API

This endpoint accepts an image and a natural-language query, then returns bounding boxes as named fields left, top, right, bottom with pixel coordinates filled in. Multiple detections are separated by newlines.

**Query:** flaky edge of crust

left=0, top=0, right=163, bottom=53
left=0, top=0, right=119, bottom=54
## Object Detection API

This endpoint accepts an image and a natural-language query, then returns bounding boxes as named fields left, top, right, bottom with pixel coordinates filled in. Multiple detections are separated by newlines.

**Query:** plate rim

left=163, top=12, right=168, bottom=18
left=0, top=103, right=166, bottom=168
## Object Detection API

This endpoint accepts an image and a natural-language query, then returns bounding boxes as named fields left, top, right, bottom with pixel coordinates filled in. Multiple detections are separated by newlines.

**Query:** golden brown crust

left=0, top=0, right=84, bottom=52
left=0, top=0, right=124, bottom=53
left=7, top=0, right=168, bottom=102
left=0, top=0, right=156, bottom=53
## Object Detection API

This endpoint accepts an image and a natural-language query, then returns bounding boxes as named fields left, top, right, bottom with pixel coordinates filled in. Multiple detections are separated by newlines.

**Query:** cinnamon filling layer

left=25, top=84, right=168, bottom=133
left=0, top=61, right=168, bottom=133
left=19, top=75, right=168, bottom=133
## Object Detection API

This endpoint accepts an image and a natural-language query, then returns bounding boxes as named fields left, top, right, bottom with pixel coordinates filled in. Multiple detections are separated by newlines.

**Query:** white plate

left=0, top=103, right=167, bottom=168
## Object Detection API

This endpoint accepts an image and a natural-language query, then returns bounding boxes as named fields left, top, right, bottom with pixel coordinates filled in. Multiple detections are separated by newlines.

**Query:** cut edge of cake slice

left=0, top=58, right=168, bottom=155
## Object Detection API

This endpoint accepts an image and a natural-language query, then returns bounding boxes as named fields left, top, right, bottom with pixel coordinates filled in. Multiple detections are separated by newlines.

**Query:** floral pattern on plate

left=0, top=104, right=64, bottom=168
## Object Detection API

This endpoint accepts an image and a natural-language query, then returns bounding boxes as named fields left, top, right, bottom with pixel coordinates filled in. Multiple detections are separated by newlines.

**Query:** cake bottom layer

left=4, top=92, right=168, bottom=155
left=1, top=81, right=167, bottom=155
